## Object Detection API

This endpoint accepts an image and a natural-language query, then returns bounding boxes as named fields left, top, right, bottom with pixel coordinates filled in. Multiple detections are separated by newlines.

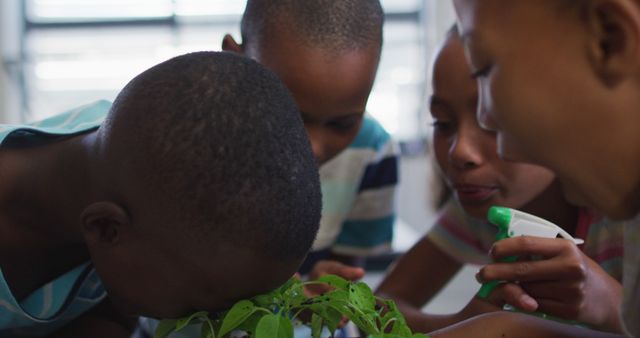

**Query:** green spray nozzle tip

left=477, top=206, right=516, bottom=299
left=488, top=206, right=512, bottom=241
left=488, top=206, right=512, bottom=228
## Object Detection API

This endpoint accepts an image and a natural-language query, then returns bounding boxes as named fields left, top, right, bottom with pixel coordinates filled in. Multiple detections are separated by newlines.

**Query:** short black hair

left=241, top=0, right=384, bottom=53
left=102, top=51, right=321, bottom=261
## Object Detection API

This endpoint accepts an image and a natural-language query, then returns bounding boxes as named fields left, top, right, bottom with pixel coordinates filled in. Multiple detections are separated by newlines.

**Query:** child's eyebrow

left=429, top=96, right=459, bottom=117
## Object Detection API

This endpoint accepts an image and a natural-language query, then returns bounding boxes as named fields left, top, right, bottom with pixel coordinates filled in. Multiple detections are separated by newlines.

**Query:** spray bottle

left=476, top=206, right=585, bottom=324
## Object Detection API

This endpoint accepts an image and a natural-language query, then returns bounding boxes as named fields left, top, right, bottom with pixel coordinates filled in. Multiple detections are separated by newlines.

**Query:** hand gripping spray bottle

left=476, top=206, right=586, bottom=324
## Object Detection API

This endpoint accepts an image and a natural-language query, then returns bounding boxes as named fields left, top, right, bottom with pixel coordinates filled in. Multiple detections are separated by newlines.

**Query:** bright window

left=10, top=0, right=456, bottom=142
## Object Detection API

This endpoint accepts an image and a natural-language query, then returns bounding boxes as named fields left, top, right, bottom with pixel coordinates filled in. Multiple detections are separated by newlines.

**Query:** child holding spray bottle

left=446, top=0, right=640, bottom=336
left=376, top=25, right=625, bottom=334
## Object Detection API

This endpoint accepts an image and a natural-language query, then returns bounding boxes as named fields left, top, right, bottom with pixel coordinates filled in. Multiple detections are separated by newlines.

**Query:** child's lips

left=453, top=184, right=498, bottom=203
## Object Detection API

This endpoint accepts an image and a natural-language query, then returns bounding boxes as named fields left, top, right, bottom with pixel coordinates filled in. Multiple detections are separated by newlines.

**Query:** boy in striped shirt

left=222, top=0, right=399, bottom=281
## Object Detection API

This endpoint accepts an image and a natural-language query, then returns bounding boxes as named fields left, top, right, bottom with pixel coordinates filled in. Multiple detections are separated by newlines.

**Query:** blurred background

left=0, top=0, right=454, bottom=135
left=0, top=0, right=477, bottom=313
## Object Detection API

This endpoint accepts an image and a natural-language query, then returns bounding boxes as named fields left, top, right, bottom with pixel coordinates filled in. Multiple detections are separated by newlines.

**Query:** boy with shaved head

left=0, top=51, right=321, bottom=337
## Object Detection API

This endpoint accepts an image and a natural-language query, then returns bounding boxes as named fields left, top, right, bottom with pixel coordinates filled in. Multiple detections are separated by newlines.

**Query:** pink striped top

left=427, top=199, right=624, bottom=281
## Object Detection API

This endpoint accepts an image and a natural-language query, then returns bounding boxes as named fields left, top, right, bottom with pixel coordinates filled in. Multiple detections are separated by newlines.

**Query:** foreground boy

left=0, top=51, right=321, bottom=337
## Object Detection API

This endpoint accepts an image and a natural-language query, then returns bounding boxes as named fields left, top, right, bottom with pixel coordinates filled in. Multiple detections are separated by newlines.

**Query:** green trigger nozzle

left=488, top=206, right=511, bottom=227
left=488, top=206, right=512, bottom=240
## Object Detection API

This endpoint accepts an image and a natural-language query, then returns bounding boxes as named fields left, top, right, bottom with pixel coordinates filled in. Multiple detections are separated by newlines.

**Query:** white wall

left=0, top=0, right=22, bottom=124
left=393, top=0, right=456, bottom=242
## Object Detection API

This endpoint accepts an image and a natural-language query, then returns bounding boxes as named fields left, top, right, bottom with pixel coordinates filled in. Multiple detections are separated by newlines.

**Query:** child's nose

left=449, top=132, right=483, bottom=170
left=306, top=129, right=325, bottom=164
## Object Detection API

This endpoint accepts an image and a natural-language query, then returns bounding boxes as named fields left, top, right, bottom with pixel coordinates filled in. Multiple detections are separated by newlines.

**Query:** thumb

left=312, top=260, right=365, bottom=281
left=338, top=265, right=365, bottom=281
left=488, top=282, right=539, bottom=312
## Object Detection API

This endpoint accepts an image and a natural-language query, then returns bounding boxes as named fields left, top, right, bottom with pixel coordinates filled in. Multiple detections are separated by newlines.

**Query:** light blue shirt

left=0, top=100, right=111, bottom=336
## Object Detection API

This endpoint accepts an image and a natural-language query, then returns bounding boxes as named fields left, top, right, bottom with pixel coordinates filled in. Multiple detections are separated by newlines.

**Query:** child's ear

left=80, top=202, right=131, bottom=246
left=222, top=34, right=244, bottom=54
left=586, top=0, right=640, bottom=86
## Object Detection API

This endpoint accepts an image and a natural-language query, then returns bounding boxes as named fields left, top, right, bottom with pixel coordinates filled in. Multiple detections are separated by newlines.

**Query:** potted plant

left=154, top=275, right=429, bottom=338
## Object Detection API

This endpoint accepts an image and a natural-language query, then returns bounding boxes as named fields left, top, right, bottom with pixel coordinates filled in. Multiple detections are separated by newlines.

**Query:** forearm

left=400, top=303, right=469, bottom=333
left=386, top=294, right=499, bottom=333
left=596, top=277, right=624, bottom=333
left=429, top=312, right=625, bottom=338
left=375, top=237, right=466, bottom=332
left=47, top=299, right=137, bottom=338
left=48, top=316, right=134, bottom=338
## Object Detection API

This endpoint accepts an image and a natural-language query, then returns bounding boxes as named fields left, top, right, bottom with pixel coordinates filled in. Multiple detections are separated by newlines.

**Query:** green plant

left=154, top=275, right=429, bottom=338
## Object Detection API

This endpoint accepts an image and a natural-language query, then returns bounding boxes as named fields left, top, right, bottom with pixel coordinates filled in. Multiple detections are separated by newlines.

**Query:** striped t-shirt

left=0, top=101, right=109, bottom=336
left=299, top=116, right=398, bottom=273
left=427, top=199, right=624, bottom=281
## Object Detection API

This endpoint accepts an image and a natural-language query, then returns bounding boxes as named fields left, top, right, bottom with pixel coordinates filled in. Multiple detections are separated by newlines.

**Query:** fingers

left=475, top=237, right=623, bottom=330
left=310, top=260, right=365, bottom=281
left=487, top=283, right=539, bottom=312
left=520, top=280, right=586, bottom=301
left=477, top=257, right=587, bottom=283
left=535, top=298, right=583, bottom=320
left=304, top=283, right=334, bottom=297
left=478, top=237, right=586, bottom=283
left=489, top=236, right=576, bottom=260
left=477, top=281, right=582, bottom=319
left=305, top=260, right=365, bottom=297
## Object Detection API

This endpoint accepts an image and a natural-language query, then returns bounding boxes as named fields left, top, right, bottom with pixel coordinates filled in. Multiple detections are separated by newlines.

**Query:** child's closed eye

left=327, top=115, right=361, bottom=131
left=431, top=119, right=453, bottom=133
left=470, top=64, right=493, bottom=79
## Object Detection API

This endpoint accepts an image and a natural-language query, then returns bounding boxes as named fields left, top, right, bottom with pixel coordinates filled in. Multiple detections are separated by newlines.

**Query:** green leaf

left=335, top=302, right=378, bottom=335
left=175, top=311, right=209, bottom=331
left=235, top=311, right=265, bottom=336
left=313, top=304, right=342, bottom=335
left=349, top=282, right=376, bottom=312
left=311, top=314, right=323, bottom=338
left=412, top=334, right=430, bottom=338
left=253, top=293, right=277, bottom=307
left=326, top=289, right=349, bottom=303
left=317, top=275, right=349, bottom=290
left=154, top=319, right=177, bottom=338
left=283, top=282, right=306, bottom=308
left=253, top=313, right=294, bottom=338
left=277, top=315, right=294, bottom=338
left=275, top=278, right=298, bottom=295
left=200, top=318, right=216, bottom=338
left=390, top=319, right=412, bottom=336
left=255, top=314, right=281, bottom=338
left=154, top=276, right=424, bottom=338
left=383, top=299, right=400, bottom=314
left=218, top=300, right=257, bottom=337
